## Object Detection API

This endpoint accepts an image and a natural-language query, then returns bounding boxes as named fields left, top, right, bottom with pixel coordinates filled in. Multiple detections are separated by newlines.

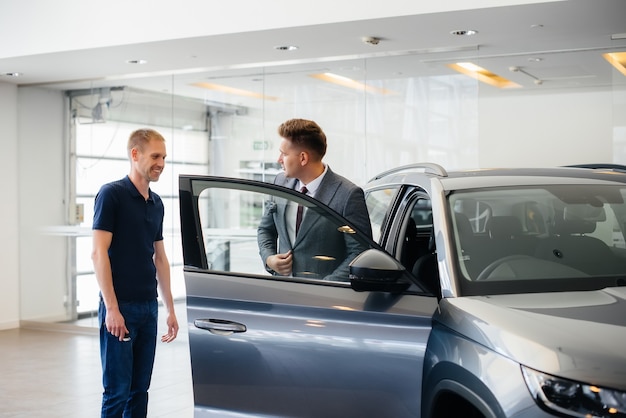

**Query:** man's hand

left=161, top=312, right=179, bottom=343
left=105, top=307, right=129, bottom=341
left=266, top=250, right=293, bottom=276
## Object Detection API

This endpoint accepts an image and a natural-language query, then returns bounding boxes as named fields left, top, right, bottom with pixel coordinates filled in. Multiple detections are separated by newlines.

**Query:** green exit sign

left=253, top=141, right=270, bottom=150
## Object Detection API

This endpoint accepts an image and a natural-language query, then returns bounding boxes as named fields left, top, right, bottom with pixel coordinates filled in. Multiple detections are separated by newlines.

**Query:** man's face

left=277, top=138, right=303, bottom=179
left=133, top=139, right=166, bottom=182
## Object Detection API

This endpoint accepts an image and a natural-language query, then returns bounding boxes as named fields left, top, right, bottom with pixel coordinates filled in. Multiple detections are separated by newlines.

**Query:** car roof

left=366, top=163, right=626, bottom=192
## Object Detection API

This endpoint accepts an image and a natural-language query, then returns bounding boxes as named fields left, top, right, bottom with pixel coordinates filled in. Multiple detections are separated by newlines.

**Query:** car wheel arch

left=422, top=364, right=505, bottom=418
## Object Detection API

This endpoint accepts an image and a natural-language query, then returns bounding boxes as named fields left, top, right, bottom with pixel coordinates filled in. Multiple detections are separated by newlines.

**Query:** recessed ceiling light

left=4, top=72, right=22, bottom=77
left=450, top=29, right=477, bottom=36
left=274, top=45, right=298, bottom=51
left=362, top=36, right=381, bottom=45
left=126, top=59, right=148, bottom=64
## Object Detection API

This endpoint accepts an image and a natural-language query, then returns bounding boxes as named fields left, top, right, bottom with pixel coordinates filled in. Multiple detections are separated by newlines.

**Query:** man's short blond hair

left=127, top=129, right=165, bottom=156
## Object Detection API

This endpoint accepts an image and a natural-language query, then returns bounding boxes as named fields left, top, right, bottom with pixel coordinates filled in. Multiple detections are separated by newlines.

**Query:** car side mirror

left=349, top=249, right=410, bottom=293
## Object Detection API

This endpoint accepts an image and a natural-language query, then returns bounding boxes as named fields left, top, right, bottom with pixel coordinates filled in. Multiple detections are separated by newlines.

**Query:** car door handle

left=194, top=318, right=247, bottom=336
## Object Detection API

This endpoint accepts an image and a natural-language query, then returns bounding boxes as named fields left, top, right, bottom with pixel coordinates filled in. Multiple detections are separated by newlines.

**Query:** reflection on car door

left=179, top=176, right=436, bottom=418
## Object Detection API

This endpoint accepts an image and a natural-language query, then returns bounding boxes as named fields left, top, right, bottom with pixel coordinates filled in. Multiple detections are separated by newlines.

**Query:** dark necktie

left=295, top=186, right=308, bottom=235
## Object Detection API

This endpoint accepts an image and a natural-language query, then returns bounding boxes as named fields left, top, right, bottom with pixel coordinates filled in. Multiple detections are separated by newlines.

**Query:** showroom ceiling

left=1, top=0, right=625, bottom=105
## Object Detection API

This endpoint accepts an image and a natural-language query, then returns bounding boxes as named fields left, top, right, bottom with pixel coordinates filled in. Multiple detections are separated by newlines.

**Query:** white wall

left=0, top=82, right=20, bottom=329
left=17, top=87, right=68, bottom=323
left=478, top=87, right=616, bottom=167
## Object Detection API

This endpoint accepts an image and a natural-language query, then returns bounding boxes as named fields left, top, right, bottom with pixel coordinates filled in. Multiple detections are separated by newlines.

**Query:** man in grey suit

left=257, top=118, right=372, bottom=281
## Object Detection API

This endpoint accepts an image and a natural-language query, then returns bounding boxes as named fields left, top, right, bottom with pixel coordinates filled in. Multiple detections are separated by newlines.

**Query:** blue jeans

left=99, top=299, right=158, bottom=418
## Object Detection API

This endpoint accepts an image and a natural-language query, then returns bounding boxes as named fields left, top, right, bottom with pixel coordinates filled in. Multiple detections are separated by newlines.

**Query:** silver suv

left=179, top=163, right=626, bottom=417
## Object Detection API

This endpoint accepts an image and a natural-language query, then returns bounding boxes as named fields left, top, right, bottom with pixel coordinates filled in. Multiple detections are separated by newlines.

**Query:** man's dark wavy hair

left=278, top=119, right=327, bottom=159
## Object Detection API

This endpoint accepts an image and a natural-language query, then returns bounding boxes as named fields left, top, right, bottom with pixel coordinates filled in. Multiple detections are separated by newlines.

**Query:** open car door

left=179, top=175, right=437, bottom=418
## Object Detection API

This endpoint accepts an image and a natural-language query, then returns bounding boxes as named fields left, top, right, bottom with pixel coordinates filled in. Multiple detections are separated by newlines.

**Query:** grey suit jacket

left=257, top=167, right=372, bottom=281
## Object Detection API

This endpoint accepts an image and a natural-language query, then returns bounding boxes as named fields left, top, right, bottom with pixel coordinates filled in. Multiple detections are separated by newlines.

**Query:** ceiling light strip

left=191, top=82, right=280, bottom=101
left=309, top=73, right=395, bottom=95
left=603, top=52, right=626, bottom=77
left=447, top=63, right=520, bottom=89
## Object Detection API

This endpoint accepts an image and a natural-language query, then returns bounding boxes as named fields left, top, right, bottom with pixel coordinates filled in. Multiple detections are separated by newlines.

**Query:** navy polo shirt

left=93, top=176, right=164, bottom=302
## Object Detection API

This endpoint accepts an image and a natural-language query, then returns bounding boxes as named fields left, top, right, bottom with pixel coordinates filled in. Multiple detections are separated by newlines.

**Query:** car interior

left=450, top=187, right=626, bottom=283
left=399, top=198, right=441, bottom=297
left=396, top=184, right=626, bottom=297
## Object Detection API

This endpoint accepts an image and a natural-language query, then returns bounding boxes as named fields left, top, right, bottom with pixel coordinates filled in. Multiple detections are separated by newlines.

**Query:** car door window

left=365, top=187, right=400, bottom=243
left=403, top=197, right=434, bottom=264
left=188, top=178, right=374, bottom=282
left=390, top=195, right=441, bottom=297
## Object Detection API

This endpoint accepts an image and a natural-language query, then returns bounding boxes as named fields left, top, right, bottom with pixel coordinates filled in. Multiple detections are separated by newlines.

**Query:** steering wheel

left=476, top=254, right=587, bottom=281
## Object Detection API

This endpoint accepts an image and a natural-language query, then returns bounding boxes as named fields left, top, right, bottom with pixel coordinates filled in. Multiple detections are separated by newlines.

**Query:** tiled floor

left=0, top=302, right=193, bottom=418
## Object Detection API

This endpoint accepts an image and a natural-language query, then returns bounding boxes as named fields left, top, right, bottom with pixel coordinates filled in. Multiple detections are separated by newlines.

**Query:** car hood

left=435, top=286, right=626, bottom=390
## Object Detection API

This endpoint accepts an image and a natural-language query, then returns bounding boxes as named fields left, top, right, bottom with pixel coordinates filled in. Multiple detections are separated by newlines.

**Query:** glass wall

left=59, top=43, right=626, bottom=325
left=69, top=86, right=213, bottom=320
left=166, top=56, right=479, bottom=185
left=65, top=54, right=480, bottom=324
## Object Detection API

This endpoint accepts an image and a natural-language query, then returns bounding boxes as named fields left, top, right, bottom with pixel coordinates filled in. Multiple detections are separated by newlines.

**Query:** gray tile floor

left=0, top=302, right=193, bottom=418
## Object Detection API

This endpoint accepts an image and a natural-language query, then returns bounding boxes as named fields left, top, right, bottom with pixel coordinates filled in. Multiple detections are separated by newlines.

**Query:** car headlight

left=522, top=365, right=626, bottom=418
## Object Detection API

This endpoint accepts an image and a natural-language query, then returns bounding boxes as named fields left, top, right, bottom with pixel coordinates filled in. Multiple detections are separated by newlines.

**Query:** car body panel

left=422, top=321, right=556, bottom=418
left=435, top=288, right=626, bottom=390
left=186, top=271, right=435, bottom=417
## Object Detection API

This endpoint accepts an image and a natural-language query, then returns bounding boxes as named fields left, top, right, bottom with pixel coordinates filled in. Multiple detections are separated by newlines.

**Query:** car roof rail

left=370, top=162, right=448, bottom=181
left=564, top=163, right=626, bottom=173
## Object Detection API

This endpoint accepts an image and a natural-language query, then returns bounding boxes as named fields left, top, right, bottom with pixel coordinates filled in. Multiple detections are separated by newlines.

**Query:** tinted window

left=365, top=187, right=399, bottom=243
left=403, top=197, right=435, bottom=276
left=448, top=185, right=626, bottom=294
left=193, top=180, right=374, bottom=282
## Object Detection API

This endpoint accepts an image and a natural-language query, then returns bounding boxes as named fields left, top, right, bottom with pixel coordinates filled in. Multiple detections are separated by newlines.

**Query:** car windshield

left=448, top=184, right=626, bottom=294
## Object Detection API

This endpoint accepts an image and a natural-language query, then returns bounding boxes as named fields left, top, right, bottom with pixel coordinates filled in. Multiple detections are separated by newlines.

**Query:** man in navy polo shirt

left=92, top=128, right=179, bottom=418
